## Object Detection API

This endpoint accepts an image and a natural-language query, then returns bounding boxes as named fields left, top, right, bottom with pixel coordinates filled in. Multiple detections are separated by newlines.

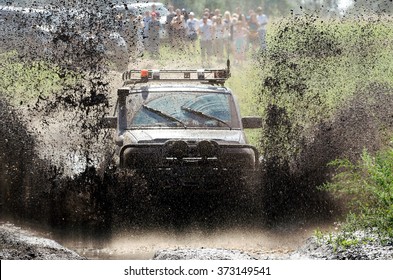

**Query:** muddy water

left=56, top=222, right=331, bottom=260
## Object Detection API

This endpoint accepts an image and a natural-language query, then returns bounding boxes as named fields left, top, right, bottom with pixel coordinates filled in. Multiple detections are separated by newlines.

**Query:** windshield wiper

left=142, top=104, right=187, bottom=128
left=181, top=106, right=231, bottom=129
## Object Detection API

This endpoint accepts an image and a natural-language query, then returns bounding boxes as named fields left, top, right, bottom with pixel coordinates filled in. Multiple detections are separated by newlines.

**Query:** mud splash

left=1, top=4, right=393, bottom=251
left=256, top=15, right=393, bottom=225
left=0, top=1, right=116, bottom=232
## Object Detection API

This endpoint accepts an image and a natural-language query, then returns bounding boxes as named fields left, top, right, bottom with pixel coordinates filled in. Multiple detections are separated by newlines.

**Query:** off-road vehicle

left=103, top=62, right=262, bottom=192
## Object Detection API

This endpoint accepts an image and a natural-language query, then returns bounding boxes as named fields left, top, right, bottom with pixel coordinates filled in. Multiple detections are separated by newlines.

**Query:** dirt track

left=0, top=220, right=319, bottom=260
left=2, top=220, right=392, bottom=260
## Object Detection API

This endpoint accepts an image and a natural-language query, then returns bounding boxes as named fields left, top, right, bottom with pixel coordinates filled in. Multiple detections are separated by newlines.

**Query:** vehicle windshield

left=126, top=91, right=240, bottom=129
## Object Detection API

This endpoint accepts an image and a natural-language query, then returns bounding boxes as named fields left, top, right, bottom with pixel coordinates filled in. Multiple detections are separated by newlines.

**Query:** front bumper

left=119, top=141, right=260, bottom=170
left=118, top=141, right=260, bottom=190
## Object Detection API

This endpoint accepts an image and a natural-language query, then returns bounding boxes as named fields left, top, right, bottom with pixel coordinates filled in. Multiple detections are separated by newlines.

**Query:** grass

left=321, top=147, right=393, bottom=244
left=0, top=52, right=76, bottom=106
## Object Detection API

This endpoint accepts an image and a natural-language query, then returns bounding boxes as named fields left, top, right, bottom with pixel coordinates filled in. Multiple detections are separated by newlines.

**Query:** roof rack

left=122, top=60, right=231, bottom=86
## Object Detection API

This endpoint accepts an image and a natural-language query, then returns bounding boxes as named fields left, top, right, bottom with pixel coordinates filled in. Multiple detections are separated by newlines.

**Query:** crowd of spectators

left=115, top=4, right=268, bottom=66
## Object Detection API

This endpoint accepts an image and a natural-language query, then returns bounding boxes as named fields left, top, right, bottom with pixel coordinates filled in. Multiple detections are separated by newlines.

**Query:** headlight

left=197, top=140, right=218, bottom=158
left=164, top=140, right=188, bottom=159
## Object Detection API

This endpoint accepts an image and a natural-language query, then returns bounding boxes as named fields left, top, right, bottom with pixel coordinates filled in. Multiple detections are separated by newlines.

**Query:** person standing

left=166, top=5, right=176, bottom=47
left=248, top=12, right=260, bottom=51
left=213, top=16, right=225, bottom=62
left=199, top=15, right=213, bottom=67
left=232, top=18, right=249, bottom=65
left=171, top=8, right=186, bottom=50
left=222, top=11, right=232, bottom=58
left=256, top=6, right=268, bottom=50
left=147, top=12, right=161, bottom=59
left=186, top=12, right=198, bottom=53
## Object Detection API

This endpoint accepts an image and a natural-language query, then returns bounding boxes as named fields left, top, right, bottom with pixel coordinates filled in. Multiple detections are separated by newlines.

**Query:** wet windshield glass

left=127, top=91, right=239, bottom=129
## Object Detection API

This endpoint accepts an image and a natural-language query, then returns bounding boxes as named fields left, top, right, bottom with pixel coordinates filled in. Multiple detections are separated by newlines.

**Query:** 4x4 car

left=104, top=62, right=262, bottom=192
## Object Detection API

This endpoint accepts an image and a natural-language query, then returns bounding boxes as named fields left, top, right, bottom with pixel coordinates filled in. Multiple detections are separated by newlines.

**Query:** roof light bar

left=122, top=61, right=231, bottom=85
left=151, top=69, right=160, bottom=80
left=140, top=69, right=148, bottom=77
left=214, top=70, right=227, bottom=79
left=140, top=69, right=148, bottom=82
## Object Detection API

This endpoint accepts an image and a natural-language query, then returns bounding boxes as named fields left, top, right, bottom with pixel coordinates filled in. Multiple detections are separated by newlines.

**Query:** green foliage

left=255, top=15, right=393, bottom=156
left=0, top=52, right=76, bottom=105
left=322, top=147, right=393, bottom=241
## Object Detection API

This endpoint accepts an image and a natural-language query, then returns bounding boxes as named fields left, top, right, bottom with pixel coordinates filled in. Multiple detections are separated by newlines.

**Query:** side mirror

left=100, top=116, right=117, bottom=129
left=242, top=116, right=262, bottom=129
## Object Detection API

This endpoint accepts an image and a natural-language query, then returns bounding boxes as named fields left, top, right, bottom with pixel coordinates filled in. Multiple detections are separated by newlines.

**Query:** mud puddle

left=54, top=222, right=330, bottom=260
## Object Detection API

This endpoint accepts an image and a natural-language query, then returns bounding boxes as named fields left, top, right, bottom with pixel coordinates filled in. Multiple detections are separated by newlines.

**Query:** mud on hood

left=124, top=129, right=247, bottom=144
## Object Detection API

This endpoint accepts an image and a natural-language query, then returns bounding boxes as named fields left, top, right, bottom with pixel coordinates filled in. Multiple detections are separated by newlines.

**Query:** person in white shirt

left=186, top=12, right=199, bottom=53
left=222, top=11, right=232, bottom=58
left=198, top=16, right=213, bottom=66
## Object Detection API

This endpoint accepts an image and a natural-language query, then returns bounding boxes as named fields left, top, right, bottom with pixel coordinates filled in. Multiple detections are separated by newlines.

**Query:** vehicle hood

left=123, top=129, right=247, bottom=144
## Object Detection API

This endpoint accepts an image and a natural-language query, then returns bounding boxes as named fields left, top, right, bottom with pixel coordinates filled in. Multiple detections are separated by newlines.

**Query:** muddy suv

left=104, top=63, right=262, bottom=192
